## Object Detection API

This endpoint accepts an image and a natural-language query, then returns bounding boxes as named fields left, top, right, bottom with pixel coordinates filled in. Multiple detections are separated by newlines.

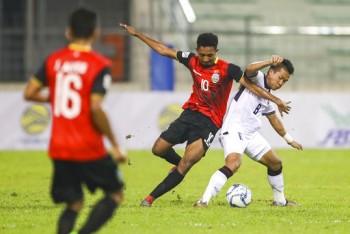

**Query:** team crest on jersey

left=182, top=52, right=190, bottom=58
left=211, top=73, right=220, bottom=83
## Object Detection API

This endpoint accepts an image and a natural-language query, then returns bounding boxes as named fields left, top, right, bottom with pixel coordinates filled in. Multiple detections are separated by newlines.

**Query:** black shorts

left=160, top=109, right=219, bottom=152
left=51, top=155, right=124, bottom=203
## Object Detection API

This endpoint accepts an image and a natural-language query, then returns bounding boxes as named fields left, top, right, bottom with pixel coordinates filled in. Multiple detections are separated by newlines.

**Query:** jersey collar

left=214, top=56, right=219, bottom=64
left=264, top=74, right=271, bottom=90
left=68, top=43, right=92, bottom=52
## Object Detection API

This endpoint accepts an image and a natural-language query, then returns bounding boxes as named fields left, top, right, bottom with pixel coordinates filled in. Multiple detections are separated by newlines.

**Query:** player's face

left=267, top=66, right=290, bottom=90
left=196, top=46, right=218, bottom=68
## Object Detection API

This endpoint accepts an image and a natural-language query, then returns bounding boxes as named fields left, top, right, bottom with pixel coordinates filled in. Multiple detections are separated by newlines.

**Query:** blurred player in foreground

left=24, top=8, right=127, bottom=234
left=119, top=23, right=291, bottom=207
left=195, top=55, right=302, bottom=207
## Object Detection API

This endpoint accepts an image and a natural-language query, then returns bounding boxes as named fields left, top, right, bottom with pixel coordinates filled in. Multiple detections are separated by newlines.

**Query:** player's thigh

left=184, top=138, right=205, bottom=162
left=187, top=113, right=219, bottom=154
left=51, top=160, right=83, bottom=203
left=82, top=155, right=125, bottom=194
left=219, top=127, right=248, bottom=159
left=160, top=110, right=191, bottom=145
left=245, top=133, right=271, bottom=162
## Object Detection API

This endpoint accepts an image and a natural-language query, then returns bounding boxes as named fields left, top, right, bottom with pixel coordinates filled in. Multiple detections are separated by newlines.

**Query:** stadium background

left=0, top=0, right=349, bottom=150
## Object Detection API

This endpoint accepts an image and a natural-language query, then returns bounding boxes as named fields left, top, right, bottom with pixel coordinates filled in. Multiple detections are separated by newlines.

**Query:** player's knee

left=178, top=156, right=200, bottom=173
left=225, top=154, right=242, bottom=172
left=68, top=200, right=83, bottom=212
left=270, top=158, right=282, bottom=171
left=110, top=190, right=124, bottom=205
left=228, top=160, right=241, bottom=172
left=151, top=144, right=165, bottom=157
left=182, top=157, right=196, bottom=167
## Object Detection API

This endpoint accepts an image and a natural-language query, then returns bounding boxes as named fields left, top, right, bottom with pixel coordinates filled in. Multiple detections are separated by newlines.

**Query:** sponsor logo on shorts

left=204, top=132, right=214, bottom=147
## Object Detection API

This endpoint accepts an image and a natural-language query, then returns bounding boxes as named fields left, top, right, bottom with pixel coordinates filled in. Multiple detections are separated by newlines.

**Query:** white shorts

left=219, top=126, right=271, bottom=161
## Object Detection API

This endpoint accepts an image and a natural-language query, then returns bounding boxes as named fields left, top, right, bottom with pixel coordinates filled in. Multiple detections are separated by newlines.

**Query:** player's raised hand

left=119, top=23, right=138, bottom=36
left=289, top=140, right=303, bottom=150
left=277, top=101, right=291, bottom=117
left=270, top=55, right=284, bottom=66
left=113, top=145, right=128, bottom=164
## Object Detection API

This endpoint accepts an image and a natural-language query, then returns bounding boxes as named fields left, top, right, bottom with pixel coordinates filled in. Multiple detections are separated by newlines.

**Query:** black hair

left=69, top=8, right=98, bottom=38
left=196, top=33, right=218, bottom=49
left=271, top=58, right=295, bottom=75
left=281, top=59, right=294, bottom=75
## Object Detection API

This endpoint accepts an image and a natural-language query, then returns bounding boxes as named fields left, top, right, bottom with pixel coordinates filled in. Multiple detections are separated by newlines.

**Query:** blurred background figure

left=24, top=7, right=127, bottom=234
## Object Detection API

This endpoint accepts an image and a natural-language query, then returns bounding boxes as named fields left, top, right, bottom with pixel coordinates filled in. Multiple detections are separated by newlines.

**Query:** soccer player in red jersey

left=24, top=8, right=127, bottom=234
left=119, top=23, right=290, bottom=207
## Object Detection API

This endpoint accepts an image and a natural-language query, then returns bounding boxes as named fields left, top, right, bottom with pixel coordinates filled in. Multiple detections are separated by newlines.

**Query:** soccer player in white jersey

left=195, top=55, right=303, bottom=207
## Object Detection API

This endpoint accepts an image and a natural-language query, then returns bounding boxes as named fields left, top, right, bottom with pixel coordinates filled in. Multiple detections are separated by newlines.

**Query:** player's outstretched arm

left=90, top=94, right=128, bottom=163
left=119, top=23, right=177, bottom=59
left=239, top=76, right=291, bottom=116
left=266, top=113, right=303, bottom=150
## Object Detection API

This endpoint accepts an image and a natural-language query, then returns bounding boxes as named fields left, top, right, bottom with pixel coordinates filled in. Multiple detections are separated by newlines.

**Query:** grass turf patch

left=0, top=149, right=349, bottom=233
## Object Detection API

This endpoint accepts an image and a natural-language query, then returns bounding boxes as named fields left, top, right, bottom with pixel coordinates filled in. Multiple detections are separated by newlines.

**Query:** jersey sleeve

left=91, top=67, right=112, bottom=95
left=176, top=51, right=195, bottom=69
left=33, top=62, right=47, bottom=86
left=262, top=101, right=276, bottom=116
left=244, top=70, right=258, bottom=79
left=228, top=63, right=243, bottom=83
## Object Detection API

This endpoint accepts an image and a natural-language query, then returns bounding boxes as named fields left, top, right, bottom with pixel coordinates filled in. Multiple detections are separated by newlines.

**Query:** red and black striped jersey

left=34, top=43, right=112, bottom=161
left=177, top=51, right=243, bottom=128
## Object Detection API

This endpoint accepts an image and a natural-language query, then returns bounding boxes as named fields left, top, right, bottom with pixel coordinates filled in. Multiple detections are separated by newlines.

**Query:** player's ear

left=93, top=28, right=100, bottom=39
left=65, top=27, right=72, bottom=41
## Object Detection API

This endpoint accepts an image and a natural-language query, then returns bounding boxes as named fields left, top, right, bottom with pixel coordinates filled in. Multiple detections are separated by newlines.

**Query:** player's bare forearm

left=245, top=55, right=283, bottom=77
left=245, top=60, right=271, bottom=77
left=119, top=23, right=177, bottom=59
left=90, top=96, right=118, bottom=147
left=240, top=76, right=280, bottom=104
left=267, top=111, right=303, bottom=150
left=266, top=113, right=287, bottom=137
left=24, top=79, right=49, bottom=102
left=91, top=95, right=127, bottom=163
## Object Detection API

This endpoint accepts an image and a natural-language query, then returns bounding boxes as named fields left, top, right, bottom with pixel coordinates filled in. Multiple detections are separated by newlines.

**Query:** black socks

left=150, top=169, right=184, bottom=199
left=219, top=166, right=234, bottom=179
left=159, top=148, right=182, bottom=165
left=58, top=208, right=78, bottom=234
left=78, top=196, right=118, bottom=234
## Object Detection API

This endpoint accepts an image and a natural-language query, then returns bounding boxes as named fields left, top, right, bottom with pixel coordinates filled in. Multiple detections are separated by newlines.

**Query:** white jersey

left=221, top=71, right=275, bottom=136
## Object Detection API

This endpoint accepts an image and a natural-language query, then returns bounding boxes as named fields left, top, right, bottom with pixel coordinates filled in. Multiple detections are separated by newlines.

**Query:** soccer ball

left=226, top=183, right=252, bottom=208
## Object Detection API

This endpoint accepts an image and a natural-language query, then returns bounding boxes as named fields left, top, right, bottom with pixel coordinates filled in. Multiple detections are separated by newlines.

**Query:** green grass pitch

left=0, top=149, right=349, bottom=233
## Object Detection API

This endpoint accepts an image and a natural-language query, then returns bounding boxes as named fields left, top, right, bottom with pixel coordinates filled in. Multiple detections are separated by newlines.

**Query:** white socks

left=268, top=173, right=286, bottom=205
left=200, top=169, right=287, bottom=205
left=201, top=170, right=228, bottom=204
